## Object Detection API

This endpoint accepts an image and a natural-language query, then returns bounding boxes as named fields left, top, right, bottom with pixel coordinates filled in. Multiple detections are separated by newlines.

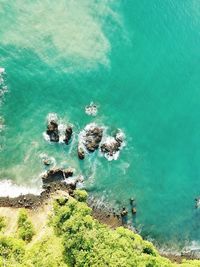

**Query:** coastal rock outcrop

left=79, top=123, right=103, bottom=154
left=42, top=168, right=74, bottom=184
left=100, top=131, right=125, bottom=160
left=46, top=120, right=59, bottom=142
left=78, top=146, right=85, bottom=160
left=44, top=113, right=73, bottom=145
left=63, top=126, right=73, bottom=145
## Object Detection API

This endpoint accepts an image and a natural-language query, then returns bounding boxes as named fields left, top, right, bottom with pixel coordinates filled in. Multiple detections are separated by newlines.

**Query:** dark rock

left=100, top=141, right=120, bottom=156
left=121, top=207, right=128, bottom=217
left=100, top=132, right=124, bottom=158
left=46, top=120, right=59, bottom=142
left=84, top=126, right=103, bottom=153
left=64, top=126, right=73, bottom=145
left=63, top=168, right=74, bottom=178
left=78, top=147, right=85, bottom=160
left=42, top=168, right=73, bottom=184
left=42, top=169, right=64, bottom=184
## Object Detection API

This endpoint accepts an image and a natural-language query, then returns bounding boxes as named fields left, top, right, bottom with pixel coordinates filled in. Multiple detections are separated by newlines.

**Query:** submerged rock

left=130, top=197, right=135, bottom=205
left=43, top=159, right=51, bottom=166
left=46, top=120, right=59, bottom=142
left=132, top=207, right=137, bottom=214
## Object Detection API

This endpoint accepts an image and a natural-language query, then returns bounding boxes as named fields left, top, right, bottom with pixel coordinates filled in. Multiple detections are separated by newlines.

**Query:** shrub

left=0, top=216, right=6, bottom=232
left=17, top=209, right=35, bottom=242
left=74, top=189, right=88, bottom=202
left=0, top=236, right=25, bottom=264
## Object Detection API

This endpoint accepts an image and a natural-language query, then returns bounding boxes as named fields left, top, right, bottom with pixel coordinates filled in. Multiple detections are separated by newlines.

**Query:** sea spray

left=99, top=129, right=126, bottom=161
left=0, top=180, right=42, bottom=197
left=85, top=102, right=98, bottom=116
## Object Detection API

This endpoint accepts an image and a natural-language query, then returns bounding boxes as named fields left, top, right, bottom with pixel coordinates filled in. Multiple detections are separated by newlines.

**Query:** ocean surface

left=1, top=0, right=200, bottom=249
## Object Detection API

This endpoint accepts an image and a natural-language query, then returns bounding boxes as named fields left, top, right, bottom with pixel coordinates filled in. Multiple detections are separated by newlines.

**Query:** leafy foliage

left=74, top=189, right=88, bottom=202
left=0, top=191, right=199, bottom=266
left=24, top=231, right=67, bottom=267
left=51, top=195, right=175, bottom=267
left=0, top=216, right=6, bottom=232
left=0, top=236, right=25, bottom=266
left=17, top=209, right=35, bottom=242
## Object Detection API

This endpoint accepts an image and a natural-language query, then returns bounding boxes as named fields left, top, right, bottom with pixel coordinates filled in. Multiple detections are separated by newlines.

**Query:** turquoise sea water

left=1, top=0, right=200, bottom=248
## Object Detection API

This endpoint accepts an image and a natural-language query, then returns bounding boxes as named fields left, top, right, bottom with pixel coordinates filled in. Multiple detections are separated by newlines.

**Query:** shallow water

left=1, top=0, right=200, bottom=248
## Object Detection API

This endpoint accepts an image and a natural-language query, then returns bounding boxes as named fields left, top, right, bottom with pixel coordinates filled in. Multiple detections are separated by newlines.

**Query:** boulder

left=84, top=127, right=103, bottom=152
left=121, top=207, right=128, bottom=217
left=100, top=132, right=124, bottom=158
left=64, top=126, right=73, bottom=145
left=63, top=168, right=74, bottom=178
left=46, top=120, right=59, bottom=142
left=78, top=147, right=85, bottom=160
left=42, top=169, right=64, bottom=184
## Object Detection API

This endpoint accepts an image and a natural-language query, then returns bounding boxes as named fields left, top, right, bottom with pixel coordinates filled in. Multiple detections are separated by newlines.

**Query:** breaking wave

left=0, top=180, right=42, bottom=197
left=43, top=113, right=73, bottom=144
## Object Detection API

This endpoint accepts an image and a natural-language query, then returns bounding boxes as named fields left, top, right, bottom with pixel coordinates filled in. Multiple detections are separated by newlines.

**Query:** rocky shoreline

left=0, top=169, right=198, bottom=263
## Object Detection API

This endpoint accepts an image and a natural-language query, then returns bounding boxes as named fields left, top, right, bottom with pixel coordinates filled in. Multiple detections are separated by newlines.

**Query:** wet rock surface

left=84, top=126, right=103, bottom=152
left=0, top=182, right=74, bottom=209
left=46, top=119, right=73, bottom=145
left=64, top=126, right=73, bottom=144
left=100, top=132, right=124, bottom=158
left=42, top=168, right=73, bottom=184
left=46, top=120, right=59, bottom=142
left=78, top=146, right=85, bottom=160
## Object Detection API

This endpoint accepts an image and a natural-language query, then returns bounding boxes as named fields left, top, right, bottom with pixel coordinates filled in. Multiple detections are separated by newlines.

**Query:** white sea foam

left=58, top=123, right=69, bottom=143
left=44, top=113, right=73, bottom=144
left=0, top=1, right=124, bottom=72
left=85, top=102, right=98, bottom=116
left=64, top=175, right=84, bottom=188
left=43, top=132, right=50, bottom=142
left=0, top=180, right=42, bottom=197
left=0, top=117, right=5, bottom=133
left=0, top=68, right=5, bottom=74
left=100, top=129, right=126, bottom=161
left=47, top=113, right=58, bottom=123
left=0, top=67, right=7, bottom=97
left=78, top=122, right=104, bottom=152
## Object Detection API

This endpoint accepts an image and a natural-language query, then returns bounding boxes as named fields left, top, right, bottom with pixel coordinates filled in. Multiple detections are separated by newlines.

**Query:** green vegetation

left=0, top=217, right=6, bottom=232
left=0, top=190, right=199, bottom=266
left=17, top=209, right=35, bottom=242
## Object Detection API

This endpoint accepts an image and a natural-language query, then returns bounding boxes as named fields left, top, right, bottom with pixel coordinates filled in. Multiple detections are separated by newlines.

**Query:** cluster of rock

left=78, top=125, right=103, bottom=160
left=78, top=124, right=125, bottom=161
left=41, top=166, right=84, bottom=190
left=46, top=120, right=72, bottom=144
left=46, top=120, right=59, bottom=142
left=44, top=115, right=125, bottom=161
left=42, top=168, right=73, bottom=184
left=100, top=132, right=124, bottom=158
